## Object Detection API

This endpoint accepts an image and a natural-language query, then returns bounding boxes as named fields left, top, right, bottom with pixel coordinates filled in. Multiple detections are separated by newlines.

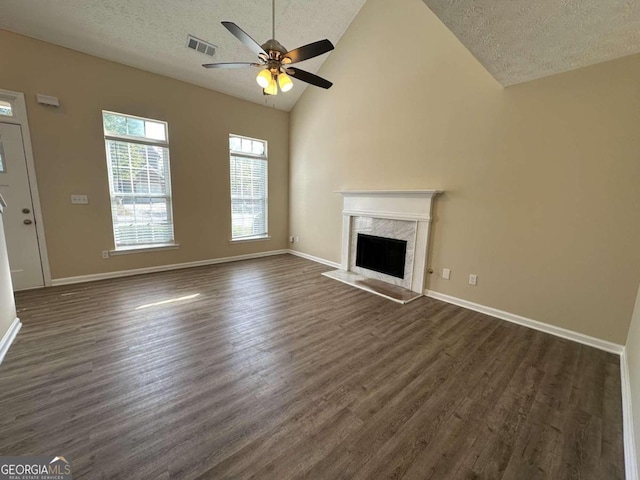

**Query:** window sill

left=229, top=235, right=271, bottom=244
left=109, top=243, right=180, bottom=256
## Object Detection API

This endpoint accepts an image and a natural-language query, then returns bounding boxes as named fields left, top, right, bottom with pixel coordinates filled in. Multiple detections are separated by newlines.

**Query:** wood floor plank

left=399, top=327, right=543, bottom=480
left=0, top=254, right=624, bottom=479
left=351, top=324, right=533, bottom=480
left=463, top=335, right=550, bottom=479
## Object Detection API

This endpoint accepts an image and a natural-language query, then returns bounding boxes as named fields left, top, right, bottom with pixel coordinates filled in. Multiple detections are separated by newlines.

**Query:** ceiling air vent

left=186, top=35, right=217, bottom=57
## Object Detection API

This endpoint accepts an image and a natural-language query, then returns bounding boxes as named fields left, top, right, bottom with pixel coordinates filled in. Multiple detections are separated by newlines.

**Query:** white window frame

left=229, top=134, right=270, bottom=242
left=102, top=111, right=177, bottom=253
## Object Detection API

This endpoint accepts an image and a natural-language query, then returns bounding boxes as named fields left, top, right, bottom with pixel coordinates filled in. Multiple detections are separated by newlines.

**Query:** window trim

left=103, top=110, right=168, bottom=142
left=229, top=234, right=271, bottom=244
left=230, top=145, right=268, bottom=160
left=109, top=243, right=180, bottom=256
left=229, top=133, right=269, bottom=241
left=103, top=111, right=175, bottom=251
left=104, top=134, right=167, bottom=148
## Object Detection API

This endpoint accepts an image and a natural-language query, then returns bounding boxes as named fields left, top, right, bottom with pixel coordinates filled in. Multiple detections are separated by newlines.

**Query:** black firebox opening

left=355, top=233, right=407, bottom=279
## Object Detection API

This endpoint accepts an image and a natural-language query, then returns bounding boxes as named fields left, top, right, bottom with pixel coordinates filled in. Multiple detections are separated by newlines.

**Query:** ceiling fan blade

left=221, top=21, right=267, bottom=57
left=287, top=67, right=333, bottom=89
left=284, top=39, right=334, bottom=64
left=202, top=62, right=261, bottom=69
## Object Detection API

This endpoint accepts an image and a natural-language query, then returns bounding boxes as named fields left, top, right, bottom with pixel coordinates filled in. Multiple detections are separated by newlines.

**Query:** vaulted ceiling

left=2, top=0, right=640, bottom=111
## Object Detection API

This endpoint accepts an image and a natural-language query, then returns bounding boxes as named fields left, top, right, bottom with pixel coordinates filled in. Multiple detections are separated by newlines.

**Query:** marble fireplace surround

left=324, top=190, right=441, bottom=303
left=349, top=216, right=416, bottom=290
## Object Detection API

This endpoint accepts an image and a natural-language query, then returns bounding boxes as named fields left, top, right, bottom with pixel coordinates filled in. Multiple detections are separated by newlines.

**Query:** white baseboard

left=0, top=317, right=21, bottom=365
left=425, top=290, right=623, bottom=355
left=51, top=250, right=290, bottom=286
left=287, top=249, right=341, bottom=269
left=621, top=348, right=639, bottom=480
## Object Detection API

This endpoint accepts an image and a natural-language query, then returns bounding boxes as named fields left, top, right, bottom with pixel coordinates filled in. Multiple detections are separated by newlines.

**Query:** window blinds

left=229, top=135, right=268, bottom=239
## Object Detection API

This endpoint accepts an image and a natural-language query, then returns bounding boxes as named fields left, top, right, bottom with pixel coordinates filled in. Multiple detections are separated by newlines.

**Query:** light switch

left=71, top=194, right=89, bottom=205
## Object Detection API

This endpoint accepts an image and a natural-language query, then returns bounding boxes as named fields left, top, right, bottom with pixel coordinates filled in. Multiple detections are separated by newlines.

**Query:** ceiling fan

left=202, top=1, right=334, bottom=96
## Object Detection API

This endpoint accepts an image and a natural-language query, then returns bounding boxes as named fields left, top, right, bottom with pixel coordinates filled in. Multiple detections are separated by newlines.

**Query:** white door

left=0, top=122, right=44, bottom=290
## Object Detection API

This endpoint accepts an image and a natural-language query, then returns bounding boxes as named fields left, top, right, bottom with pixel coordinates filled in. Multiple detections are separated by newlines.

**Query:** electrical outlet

left=71, top=194, right=89, bottom=205
left=102, top=250, right=110, bottom=259
left=442, top=268, right=450, bottom=280
left=469, top=274, right=477, bottom=286
left=289, top=236, right=295, bottom=243
left=295, top=236, right=300, bottom=243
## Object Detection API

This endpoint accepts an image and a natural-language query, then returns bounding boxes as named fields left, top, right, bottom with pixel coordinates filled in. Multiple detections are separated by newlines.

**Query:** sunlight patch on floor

left=135, top=293, right=201, bottom=310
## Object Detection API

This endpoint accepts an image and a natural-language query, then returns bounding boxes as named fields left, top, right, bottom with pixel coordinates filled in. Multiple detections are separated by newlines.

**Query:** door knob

left=23, top=219, right=33, bottom=225
left=22, top=208, right=30, bottom=214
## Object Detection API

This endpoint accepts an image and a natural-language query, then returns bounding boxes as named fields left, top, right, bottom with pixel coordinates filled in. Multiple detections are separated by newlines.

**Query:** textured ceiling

left=422, top=0, right=640, bottom=86
left=0, top=0, right=366, bottom=111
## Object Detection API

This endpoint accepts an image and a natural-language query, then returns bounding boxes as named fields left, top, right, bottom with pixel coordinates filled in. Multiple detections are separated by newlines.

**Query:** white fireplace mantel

left=337, top=190, right=441, bottom=221
left=335, top=189, right=442, bottom=298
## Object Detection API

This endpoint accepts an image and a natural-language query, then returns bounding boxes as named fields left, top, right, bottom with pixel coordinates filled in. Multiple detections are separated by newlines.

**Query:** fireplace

left=356, top=234, right=407, bottom=279
left=323, top=190, right=441, bottom=303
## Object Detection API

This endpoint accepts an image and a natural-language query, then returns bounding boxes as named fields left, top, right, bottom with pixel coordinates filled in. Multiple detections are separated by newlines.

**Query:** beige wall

left=0, top=30, right=289, bottom=280
left=290, top=0, right=640, bottom=343
left=627, top=284, right=640, bottom=475
left=0, top=205, right=17, bottom=341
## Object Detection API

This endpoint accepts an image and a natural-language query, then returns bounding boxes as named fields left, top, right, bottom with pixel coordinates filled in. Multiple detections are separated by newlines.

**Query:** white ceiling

left=423, top=0, right=640, bottom=86
left=0, top=0, right=367, bottom=111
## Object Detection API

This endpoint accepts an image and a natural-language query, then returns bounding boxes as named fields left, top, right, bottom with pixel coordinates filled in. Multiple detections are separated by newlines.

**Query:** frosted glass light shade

left=264, top=77, right=278, bottom=95
left=256, top=69, right=272, bottom=88
left=278, top=73, right=293, bottom=92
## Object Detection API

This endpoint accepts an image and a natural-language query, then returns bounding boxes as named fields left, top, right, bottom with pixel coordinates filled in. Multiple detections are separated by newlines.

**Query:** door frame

left=0, top=88, right=51, bottom=287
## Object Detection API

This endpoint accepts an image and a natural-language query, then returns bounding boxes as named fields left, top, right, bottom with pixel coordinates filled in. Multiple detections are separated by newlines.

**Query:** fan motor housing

left=262, top=39, right=287, bottom=57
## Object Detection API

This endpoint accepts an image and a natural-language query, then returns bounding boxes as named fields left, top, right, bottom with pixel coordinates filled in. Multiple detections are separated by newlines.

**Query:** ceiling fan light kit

left=256, top=69, right=272, bottom=88
left=278, top=73, right=293, bottom=92
left=202, top=0, right=335, bottom=96
left=264, top=76, right=278, bottom=95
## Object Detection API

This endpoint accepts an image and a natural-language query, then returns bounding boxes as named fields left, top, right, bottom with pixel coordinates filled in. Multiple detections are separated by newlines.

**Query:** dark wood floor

left=0, top=254, right=624, bottom=479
